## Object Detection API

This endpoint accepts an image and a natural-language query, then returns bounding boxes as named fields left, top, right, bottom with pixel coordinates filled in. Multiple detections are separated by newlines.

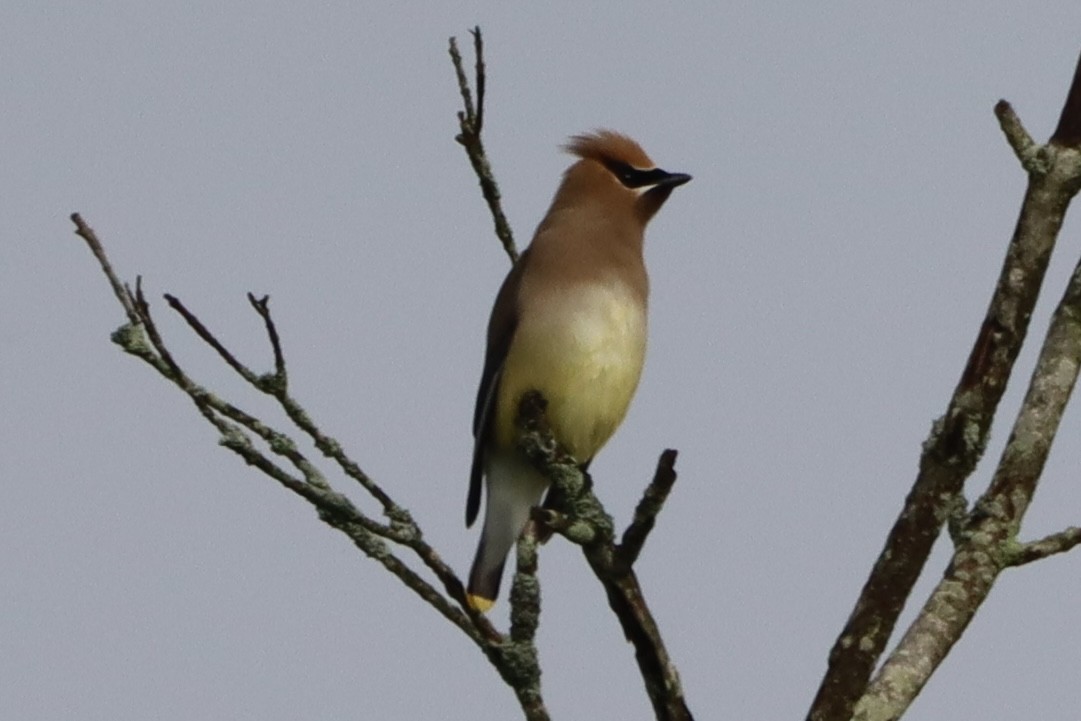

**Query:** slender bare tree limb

left=69, top=216, right=567, bottom=699
left=71, top=213, right=138, bottom=323
left=449, top=27, right=518, bottom=263
left=448, top=35, right=476, bottom=129
left=471, top=27, right=487, bottom=139
left=1005, top=526, right=1081, bottom=567
left=809, top=52, right=1081, bottom=721
left=160, top=290, right=509, bottom=636
left=164, top=292, right=261, bottom=384
left=133, top=279, right=186, bottom=380
left=618, top=450, right=679, bottom=569
left=995, top=100, right=1043, bottom=172
left=248, top=293, right=287, bottom=386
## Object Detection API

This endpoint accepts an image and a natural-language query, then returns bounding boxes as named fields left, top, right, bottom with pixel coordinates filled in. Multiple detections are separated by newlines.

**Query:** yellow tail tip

left=467, top=594, right=496, bottom=613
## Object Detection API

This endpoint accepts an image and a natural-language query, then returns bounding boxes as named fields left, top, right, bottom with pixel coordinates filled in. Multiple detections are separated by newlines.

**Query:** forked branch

left=69, top=212, right=560, bottom=719
left=516, top=393, right=693, bottom=721
left=809, top=49, right=1081, bottom=721
left=449, top=26, right=518, bottom=263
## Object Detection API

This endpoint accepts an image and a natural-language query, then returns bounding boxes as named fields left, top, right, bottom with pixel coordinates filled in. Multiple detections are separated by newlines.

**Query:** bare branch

left=448, top=27, right=518, bottom=263
left=471, top=26, right=486, bottom=136
left=71, top=213, right=139, bottom=324
left=133, top=279, right=186, bottom=381
left=851, top=137, right=1081, bottom=721
left=447, top=34, right=475, bottom=127
left=167, top=290, right=411, bottom=522
left=810, top=53, right=1081, bottom=721
left=618, top=449, right=679, bottom=569
left=248, top=293, right=287, bottom=387
left=1006, top=527, right=1081, bottom=566
left=855, top=241, right=1081, bottom=721
left=515, top=392, right=693, bottom=721
left=69, top=213, right=506, bottom=654
left=165, top=293, right=261, bottom=385
left=166, top=290, right=500, bottom=637
left=995, top=100, right=1043, bottom=173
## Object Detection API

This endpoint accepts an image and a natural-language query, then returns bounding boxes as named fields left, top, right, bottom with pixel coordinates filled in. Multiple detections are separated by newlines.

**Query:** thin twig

left=471, top=27, right=486, bottom=135
left=248, top=293, right=287, bottom=386
left=618, top=449, right=679, bottom=569
left=174, top=288, right=407, bottom=518
left=1005, top=526, right=1081, bottom=566
left=448, top=27, right=518, bottom=263
left=133, top=279, right=185, bottom=380
left=448, top=36, right=475, bottom=128
left=165, top=293, right=260, bottom=384
left=71, top=213, right=138, bottom=323
left=166, top=283, right=495, bottom=637
left=70, top=214, right=501, bottom=652
left=995, top=100, right=1042, bottom=173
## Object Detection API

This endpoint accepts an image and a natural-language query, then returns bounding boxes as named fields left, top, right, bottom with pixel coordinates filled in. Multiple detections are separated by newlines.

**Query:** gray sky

left=4, top=3, right=1081, bottom=719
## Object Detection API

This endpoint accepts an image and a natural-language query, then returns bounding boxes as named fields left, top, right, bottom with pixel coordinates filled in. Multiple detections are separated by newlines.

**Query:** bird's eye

left=606, top=161, right=667, bottom=190
left=609, top=162, right=638, bottom=186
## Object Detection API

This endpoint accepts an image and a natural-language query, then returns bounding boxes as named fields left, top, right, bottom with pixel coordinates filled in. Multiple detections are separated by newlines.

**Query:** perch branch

left=516, top=392, right=693, bottom=721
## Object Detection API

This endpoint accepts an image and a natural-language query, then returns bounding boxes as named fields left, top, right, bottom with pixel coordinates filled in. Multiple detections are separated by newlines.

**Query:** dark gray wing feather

left=466, top=254, right=527, bottom=527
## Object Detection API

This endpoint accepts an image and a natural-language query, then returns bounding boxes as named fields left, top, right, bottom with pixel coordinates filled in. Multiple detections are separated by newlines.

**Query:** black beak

left=654, top=170, right=692, bottom=189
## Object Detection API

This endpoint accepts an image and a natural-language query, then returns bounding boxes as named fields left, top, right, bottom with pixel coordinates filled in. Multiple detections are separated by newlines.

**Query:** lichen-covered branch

left=70, top=212, right=557, bottom=719
left=1005, top=527, right=1081, bottom=566
left=516, top=392, right=693, bottom=721
left=855, top=210, right=1081, bottom=721
left=809, top=52, right=1081, bottom=721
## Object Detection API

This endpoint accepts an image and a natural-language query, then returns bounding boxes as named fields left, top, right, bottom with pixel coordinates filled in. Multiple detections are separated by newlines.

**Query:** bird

left=465, top=130, right=691, bottom=612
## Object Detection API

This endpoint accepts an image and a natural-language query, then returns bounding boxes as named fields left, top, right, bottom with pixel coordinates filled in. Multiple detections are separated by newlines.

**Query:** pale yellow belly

left=495, top=283, right=647, bottom=461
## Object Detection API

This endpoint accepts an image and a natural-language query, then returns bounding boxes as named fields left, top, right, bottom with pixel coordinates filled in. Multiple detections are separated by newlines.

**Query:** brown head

left=557, top=130, right=692, bottom=225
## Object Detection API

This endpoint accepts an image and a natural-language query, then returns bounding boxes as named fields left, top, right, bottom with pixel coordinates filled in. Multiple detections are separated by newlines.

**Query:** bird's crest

left=564, top=130, right=655, bottom=170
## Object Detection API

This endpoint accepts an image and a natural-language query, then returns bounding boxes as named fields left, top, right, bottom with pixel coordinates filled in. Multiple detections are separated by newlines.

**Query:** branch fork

left=811, top=51, right=1081, bottom=721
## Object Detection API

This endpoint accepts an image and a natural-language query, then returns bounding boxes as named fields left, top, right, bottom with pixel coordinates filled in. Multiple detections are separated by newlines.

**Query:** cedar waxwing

left=465, top=130, right=691, bottom=612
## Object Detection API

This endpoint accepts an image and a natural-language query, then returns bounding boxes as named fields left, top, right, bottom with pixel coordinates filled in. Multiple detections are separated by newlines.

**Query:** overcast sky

left=4, top=3, right=1081, bottom=720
